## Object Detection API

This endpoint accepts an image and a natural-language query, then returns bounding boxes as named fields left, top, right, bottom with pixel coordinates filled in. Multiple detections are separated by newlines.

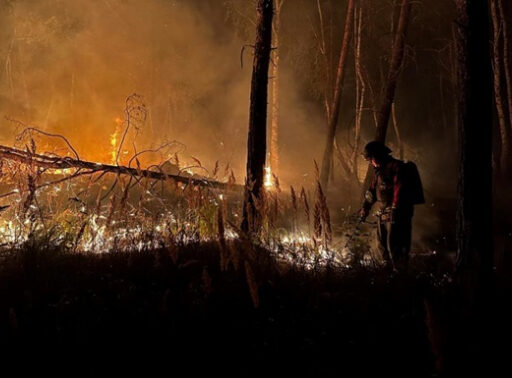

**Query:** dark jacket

left=363, top=156, right=413, bottom=216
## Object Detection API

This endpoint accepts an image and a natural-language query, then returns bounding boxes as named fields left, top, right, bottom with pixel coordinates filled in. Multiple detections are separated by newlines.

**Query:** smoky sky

left=0, top=0, right=458, bottom=199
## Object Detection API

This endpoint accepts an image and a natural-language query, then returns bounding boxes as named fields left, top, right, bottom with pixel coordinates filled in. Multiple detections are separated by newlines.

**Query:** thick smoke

left=0, top=0, right=325, bottom=185
left=0, top=0, right=460, bottom=249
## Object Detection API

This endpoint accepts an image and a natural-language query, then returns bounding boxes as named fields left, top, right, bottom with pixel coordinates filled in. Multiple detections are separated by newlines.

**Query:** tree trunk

left=0, top=145, right=236, bottom=190
left=241, top=0, right=273, bottom=233
left=490, top=0, right=511, bottom=174
left=449, top=2, right=494, bottom=375
left=361, top=0, right=411, bottom=191
left=315, top=0, right=332, bottom=118
left=498, top=0, right=512, bottom=138
left=319, top=0, right=356, bottom=190
left=352, top=2, right=364, bottom=182
left=391, top=103, right=404, bottom=159
left=270, top=0, right=284, bottom=177
left=374, top=0, right=411, bottom=142
left=454, top=0, right=493, bottom=307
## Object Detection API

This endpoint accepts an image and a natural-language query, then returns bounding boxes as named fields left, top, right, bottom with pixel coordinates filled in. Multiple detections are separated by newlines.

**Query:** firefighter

left=359, top=141, right=417, bottom=272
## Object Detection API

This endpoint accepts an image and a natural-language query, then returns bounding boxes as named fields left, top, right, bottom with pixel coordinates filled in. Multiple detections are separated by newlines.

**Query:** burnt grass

left=0, top=242, right=507, bottom=377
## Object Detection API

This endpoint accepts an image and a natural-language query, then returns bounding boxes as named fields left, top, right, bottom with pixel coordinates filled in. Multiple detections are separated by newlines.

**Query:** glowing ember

left=48, top=168, right=74, bottom=175
left=264, top=166, right=273, bottom=188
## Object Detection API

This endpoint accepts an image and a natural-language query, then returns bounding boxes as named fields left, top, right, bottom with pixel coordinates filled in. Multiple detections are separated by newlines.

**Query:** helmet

left=362, top=141, right=392, bottom=160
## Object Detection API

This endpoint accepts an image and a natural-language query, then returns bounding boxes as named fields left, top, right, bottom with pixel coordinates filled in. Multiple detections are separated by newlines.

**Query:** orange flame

left=110, top=117, right=122, bottom=164
left=48, top=168, right=73, bottom=175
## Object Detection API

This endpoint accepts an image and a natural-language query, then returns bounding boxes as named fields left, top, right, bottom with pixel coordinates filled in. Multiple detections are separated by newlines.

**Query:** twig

left=7, top=120, right=81, bottom=160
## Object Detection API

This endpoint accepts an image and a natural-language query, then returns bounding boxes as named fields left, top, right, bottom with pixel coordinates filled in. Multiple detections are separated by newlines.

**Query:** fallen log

left=0, top=144, right=239, bottom=190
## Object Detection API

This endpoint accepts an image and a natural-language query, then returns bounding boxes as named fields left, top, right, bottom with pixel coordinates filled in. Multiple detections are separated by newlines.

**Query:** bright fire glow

left=110, top=117, right=122, bottom=164
left=264, top=166, right=273, bottom=188
left=48, top=168, right=74, bottom=175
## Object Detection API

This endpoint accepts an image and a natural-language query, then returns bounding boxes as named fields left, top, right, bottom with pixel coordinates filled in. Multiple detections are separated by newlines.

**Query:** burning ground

left=0, top=104, right=460, bottom=377
left=0, top=116, right=471, bottom=377
left=0, top=0, right=509, bottom=376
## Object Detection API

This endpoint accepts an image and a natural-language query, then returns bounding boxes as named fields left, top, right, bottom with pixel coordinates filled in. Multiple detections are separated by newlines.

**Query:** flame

left=264, top=166, right=273, bottom=189
left=110, top=117, right=123, bottom=164
left=47, top=168, right=74, bottom=175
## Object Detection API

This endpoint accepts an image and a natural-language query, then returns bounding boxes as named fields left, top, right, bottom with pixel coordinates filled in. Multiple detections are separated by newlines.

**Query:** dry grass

left=0, top=238, right=462, bottom=377
left=0, top=143, right=503, bottom=378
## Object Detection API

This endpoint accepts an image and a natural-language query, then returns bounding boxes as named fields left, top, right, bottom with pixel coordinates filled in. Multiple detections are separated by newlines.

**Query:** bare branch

left=240, top=44, right=255, bottom=68
left=7, top=119, right=81, bottom=160
left=0, top=144, right=241, bottom=191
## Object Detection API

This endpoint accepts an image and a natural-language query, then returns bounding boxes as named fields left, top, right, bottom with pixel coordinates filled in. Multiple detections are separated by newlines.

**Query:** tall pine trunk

left=454, top=0, right=493, bottom=307
left=361, top=0, right=411, bottom=191
left=319, top=0, right=355, bottom=190
left=490, top=0, right=511, bottom=175
left=241, top=0, right=273, bottom=233
left=351, top=2, right=364, bottom=181
left=498, top=0, right=512, bottom=139
left=374, top=0, right=411, bottom=142
left=270, top=0, right=284, bottom=177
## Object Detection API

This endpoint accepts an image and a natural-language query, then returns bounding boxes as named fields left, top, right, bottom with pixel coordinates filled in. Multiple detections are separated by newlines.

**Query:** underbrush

left=0, top=239, right=449, bottom=377
left=0, top=129, right=504, bottom=376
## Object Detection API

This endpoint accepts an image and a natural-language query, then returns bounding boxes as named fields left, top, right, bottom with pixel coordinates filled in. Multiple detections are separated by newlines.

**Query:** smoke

left=0, top=0, right=326, bottom=186
left=0, top=0, right=459, bottom=209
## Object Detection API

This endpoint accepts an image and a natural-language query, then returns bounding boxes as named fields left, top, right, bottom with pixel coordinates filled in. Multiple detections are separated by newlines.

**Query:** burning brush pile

left=0, top=96, right=375, bottom=269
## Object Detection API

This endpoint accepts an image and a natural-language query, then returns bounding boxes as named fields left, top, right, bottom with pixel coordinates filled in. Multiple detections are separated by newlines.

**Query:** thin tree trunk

left=316, top=0, right=329, bottom=115
left=450, top=25, right=459, bottom=144
left=490, top=0, right=511, bottom=173
left=333, top=137, right=352, bottom=178
left=352, top=3, right=364, bottom=181
left=361, top=0, right=411, bottom=191
left=270, top=0, right=284, bottom=177
left=5, top=38, right=15, bottom=97
left=319, top=0, right=356, bottom=190
left=497, top=0, right=512, bottom=149
left=328, top=0, right=334, bottom=100
left=375, top=0, right=411, bottom=142
left=391, top=102, right=404, bottom=159
left=454, top=0, right=493, bottom=306
left=388, top=0, right=405, bottom=161
left=365, top=67, right=379, bottom=128
left=241, top=0, right=273, bottom=233
left=389, top=0, right=404, bottom=161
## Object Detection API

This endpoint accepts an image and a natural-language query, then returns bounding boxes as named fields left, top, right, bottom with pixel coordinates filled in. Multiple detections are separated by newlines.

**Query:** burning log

left=0, top=144, right=239, bottom=191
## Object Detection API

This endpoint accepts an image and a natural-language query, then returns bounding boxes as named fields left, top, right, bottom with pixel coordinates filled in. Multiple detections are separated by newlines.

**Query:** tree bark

left=270, top=0, right=284, bottom=177
left=315, top=0, right=332, bottom=118
left=454, top=0, right=493, bottom=306
left=490, top=0, right=511, bottom=174
left=374, top=0, right=411, bottom=143
left=391, top=102, right=404, bottom=159
left=361, top=0, right=411, bottom=191
left=351, top=2, right=364, bottom=182
left=497, top=0, right=512, bottom=138
left=242, top=0, right=273, bottom=233
left=319, top=0, right=355, bottom=190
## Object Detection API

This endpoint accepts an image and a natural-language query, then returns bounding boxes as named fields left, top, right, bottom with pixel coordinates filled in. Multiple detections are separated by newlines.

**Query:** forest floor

left=0, top=240, right=508, bottom=377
